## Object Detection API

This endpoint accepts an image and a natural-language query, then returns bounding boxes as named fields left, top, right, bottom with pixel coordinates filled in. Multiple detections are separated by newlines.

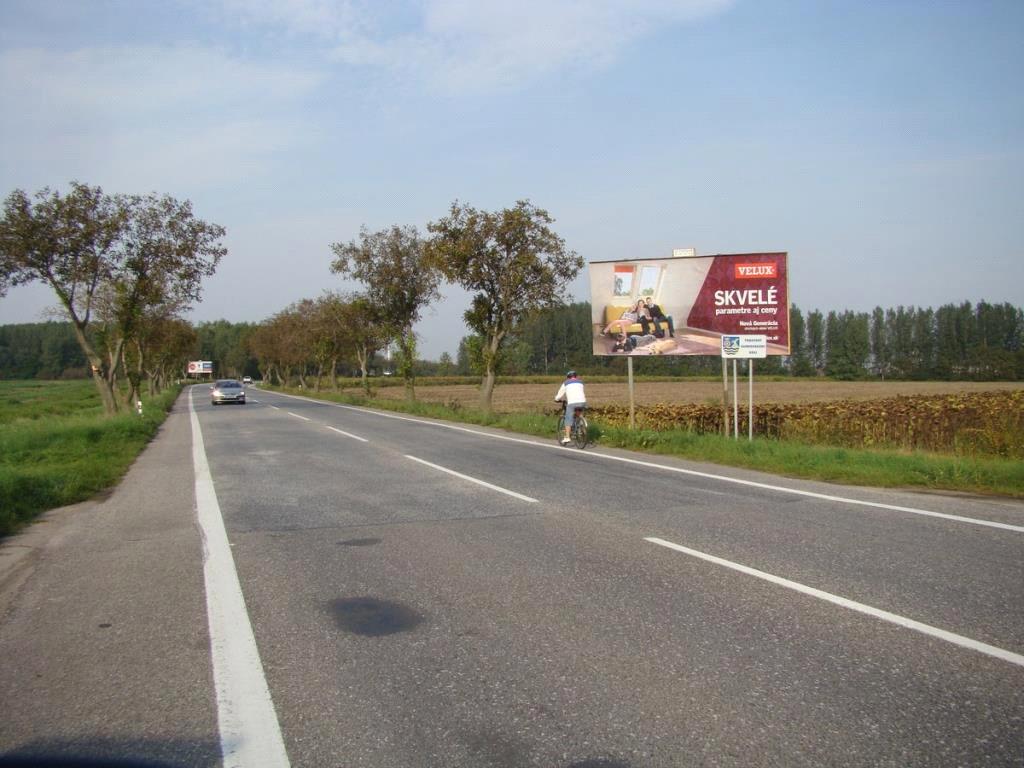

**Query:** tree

left=805, top=310, right=825, bottom=375
left=143, top=318, right=197, bottom=393
left=869, top=306, right=889, bottom=379
left=888, top=306, right=915, bottom=379
left=426, top=200, right=583, bottom=411
left=911, top=307, right=936, bottom=379
left=787, top=305, right=814, bottom=376
left=330, top=225, right=440, bottom=401
left=438, top=351, right=454, bottom=377
left=0, top=183, right=225, bottom=413
left=320, top=292, right=387, bottom=394
left=1, top=183, right=128, bottom=412
left=101, top=192, right=225, bottom=406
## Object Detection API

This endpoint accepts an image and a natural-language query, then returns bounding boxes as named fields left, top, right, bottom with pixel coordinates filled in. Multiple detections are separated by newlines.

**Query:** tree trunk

left=357, top=347, right=371, bottom=395
left=68, top=320, right=120, bottom=414
left=399, top=331, right=416, bottom=402
left=119, top=342, right=138, bottom=409
left=478, top=331, right=504, bottom=413
left=479, top=367, right=497, bottom=412
left=330, top=357, right=339, bottom=392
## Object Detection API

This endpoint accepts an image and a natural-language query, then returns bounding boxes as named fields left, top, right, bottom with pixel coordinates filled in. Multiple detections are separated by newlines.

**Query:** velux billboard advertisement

left=588, top=252, right=790, bottom=356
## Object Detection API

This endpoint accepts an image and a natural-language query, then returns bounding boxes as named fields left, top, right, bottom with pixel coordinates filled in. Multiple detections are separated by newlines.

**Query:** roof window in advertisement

left=638, top=264, right=663, bottom=297
left=613, top=264, right=634, bottom=296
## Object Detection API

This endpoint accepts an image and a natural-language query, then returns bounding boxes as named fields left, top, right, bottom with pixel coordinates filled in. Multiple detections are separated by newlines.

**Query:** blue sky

left=1, top=0, right=1021, bottom=360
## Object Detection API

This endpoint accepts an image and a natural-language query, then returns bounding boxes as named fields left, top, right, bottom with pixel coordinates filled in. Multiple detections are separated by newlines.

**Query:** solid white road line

left=263, top=389, right=1024, bottom=535
left=405, top=455, right=538, bottom=503
left=287, top=411, right=310, bottom=421
left=645, top=536, right=1024, bottom=668
left=326, top=425, right=369, bottom=442
left=189, top=389, right=291, bottom=768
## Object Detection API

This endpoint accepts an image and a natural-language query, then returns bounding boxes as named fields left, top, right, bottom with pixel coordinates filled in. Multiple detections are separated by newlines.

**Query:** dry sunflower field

left=346, top=379, right=1024, bottom=458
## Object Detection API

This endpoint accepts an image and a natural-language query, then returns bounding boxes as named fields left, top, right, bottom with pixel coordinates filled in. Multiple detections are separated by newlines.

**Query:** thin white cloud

left=207, top=0, right=734, bottom=91
left=213, top=0, right=373, bottom=41
left=0, top=44, right=322, bottom=190
left=415, top=0, right=732, bottom=87
left=1, top=45, right=319, bottom=119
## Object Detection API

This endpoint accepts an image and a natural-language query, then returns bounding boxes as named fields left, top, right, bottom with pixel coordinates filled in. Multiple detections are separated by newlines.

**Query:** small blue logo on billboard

left=722, top=336, right=740, bottom=355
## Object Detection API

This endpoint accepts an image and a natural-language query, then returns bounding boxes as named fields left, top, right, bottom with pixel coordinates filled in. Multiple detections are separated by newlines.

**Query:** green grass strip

left=0, top=383, right=182, bottom=536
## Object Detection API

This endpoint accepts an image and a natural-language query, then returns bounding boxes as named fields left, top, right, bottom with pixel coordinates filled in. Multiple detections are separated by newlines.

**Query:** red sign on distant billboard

left=734, top=262, right=778, bottom=279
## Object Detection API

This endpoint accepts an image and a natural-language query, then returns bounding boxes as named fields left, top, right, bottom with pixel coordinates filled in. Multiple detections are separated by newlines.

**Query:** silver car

left=211, top=379, right=246, bottom=405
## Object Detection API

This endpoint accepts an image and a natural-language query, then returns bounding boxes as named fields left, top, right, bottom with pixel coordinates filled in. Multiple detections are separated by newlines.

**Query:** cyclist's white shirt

left=555, top=380, right=586, bottom=405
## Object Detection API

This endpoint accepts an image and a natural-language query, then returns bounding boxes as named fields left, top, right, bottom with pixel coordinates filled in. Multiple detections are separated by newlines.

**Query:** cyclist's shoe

left=560, top=437, right=571, bottom=445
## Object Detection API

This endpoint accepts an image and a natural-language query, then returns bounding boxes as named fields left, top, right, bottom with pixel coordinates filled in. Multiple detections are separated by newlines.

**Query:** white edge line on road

left=287, top=411, right=310, bottom=421
left=326, top=425, right=369, bottom=442
left=263, top=389, right=1024, bottom=534
left=405, top=455, right=538, bottom=503
left=645, top=536, right=1024, bottom=668
left=189, top=389, right=291, bottom=768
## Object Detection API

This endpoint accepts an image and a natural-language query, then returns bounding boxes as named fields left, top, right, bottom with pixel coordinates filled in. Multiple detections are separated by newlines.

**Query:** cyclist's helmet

left=566, top=370, right=577, bottom=379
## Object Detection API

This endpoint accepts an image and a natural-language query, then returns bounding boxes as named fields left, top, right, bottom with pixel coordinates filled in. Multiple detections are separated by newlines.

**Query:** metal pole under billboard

left=627, top=357, right=636, bottom=430
left=749, top=360, right=754, bottom=441
left=722, top=357, right=729, bottom=437
left=732, top=359, right=739, bottom=440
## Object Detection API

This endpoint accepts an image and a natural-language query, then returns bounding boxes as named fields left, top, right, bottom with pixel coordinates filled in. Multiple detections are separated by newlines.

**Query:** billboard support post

left=732, top=360, right=739, bottom=440
left=749, top=360, right=754, bottom=441
left=627, top=357, right=636, bottom=430
left=721, top=335, right=766, bottom=441
left=722, top=358, right=729, bottom=436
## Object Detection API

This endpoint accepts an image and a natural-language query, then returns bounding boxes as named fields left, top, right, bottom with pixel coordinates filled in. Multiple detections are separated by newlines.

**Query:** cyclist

left=554, top=370, right=587, bottom=445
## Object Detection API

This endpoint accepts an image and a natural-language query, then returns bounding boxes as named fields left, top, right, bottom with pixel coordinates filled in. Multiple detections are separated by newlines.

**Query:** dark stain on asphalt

left=465, top=731, right=526, bottom=767
left=98, top=623, right=112, bottom=629
left=337, top=537, right=382, bottom=547
left=567, top=760, right=632, bottom=768
left=329, top=597, right=423, bottom=636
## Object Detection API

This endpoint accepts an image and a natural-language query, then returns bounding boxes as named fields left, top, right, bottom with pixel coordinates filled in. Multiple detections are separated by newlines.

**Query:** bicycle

left=556, top=405, right=589, bottom=449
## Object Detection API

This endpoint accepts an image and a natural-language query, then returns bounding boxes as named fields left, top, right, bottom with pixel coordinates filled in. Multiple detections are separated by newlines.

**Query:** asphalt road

left=1, top=384, right=1022, bottom=767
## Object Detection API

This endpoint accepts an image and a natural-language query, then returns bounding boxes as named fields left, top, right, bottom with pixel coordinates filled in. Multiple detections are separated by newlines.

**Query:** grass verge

left=271, top=384, right=1024, bottom=498
left=0, top=382, right=182, bottom=537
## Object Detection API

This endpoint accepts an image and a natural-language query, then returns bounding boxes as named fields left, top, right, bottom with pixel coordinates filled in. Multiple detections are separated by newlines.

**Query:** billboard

left=589, top=252, right=789, bottom=356
left=187, top=360, right=214, bottom=375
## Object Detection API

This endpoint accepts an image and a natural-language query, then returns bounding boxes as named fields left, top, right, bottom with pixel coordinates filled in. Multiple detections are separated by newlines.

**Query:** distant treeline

left=0, top=322, right=88, bottom=379
left=0, top=321, right=261, bottom=382
left=2, top=300, right=1021, bottom=381
left=463, top=300, right=1024, bottom=381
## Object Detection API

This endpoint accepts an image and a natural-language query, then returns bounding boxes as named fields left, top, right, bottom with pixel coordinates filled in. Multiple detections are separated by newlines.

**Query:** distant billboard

left=187, top=360, right=213, bottom=375
left=589, top=253, right=790, bottom=356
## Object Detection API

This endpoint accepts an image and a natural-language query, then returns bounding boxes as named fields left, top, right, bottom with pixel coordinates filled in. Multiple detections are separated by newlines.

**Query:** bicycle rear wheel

left=573, top=416, right=588, bottom=449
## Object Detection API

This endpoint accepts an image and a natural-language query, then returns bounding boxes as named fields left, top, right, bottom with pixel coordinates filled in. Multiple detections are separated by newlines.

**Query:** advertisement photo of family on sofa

left=588, top=252, right=791, bottom=357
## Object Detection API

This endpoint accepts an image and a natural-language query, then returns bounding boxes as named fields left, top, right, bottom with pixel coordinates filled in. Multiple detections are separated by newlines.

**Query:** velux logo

left=734, top=263, right=777, bottom=279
